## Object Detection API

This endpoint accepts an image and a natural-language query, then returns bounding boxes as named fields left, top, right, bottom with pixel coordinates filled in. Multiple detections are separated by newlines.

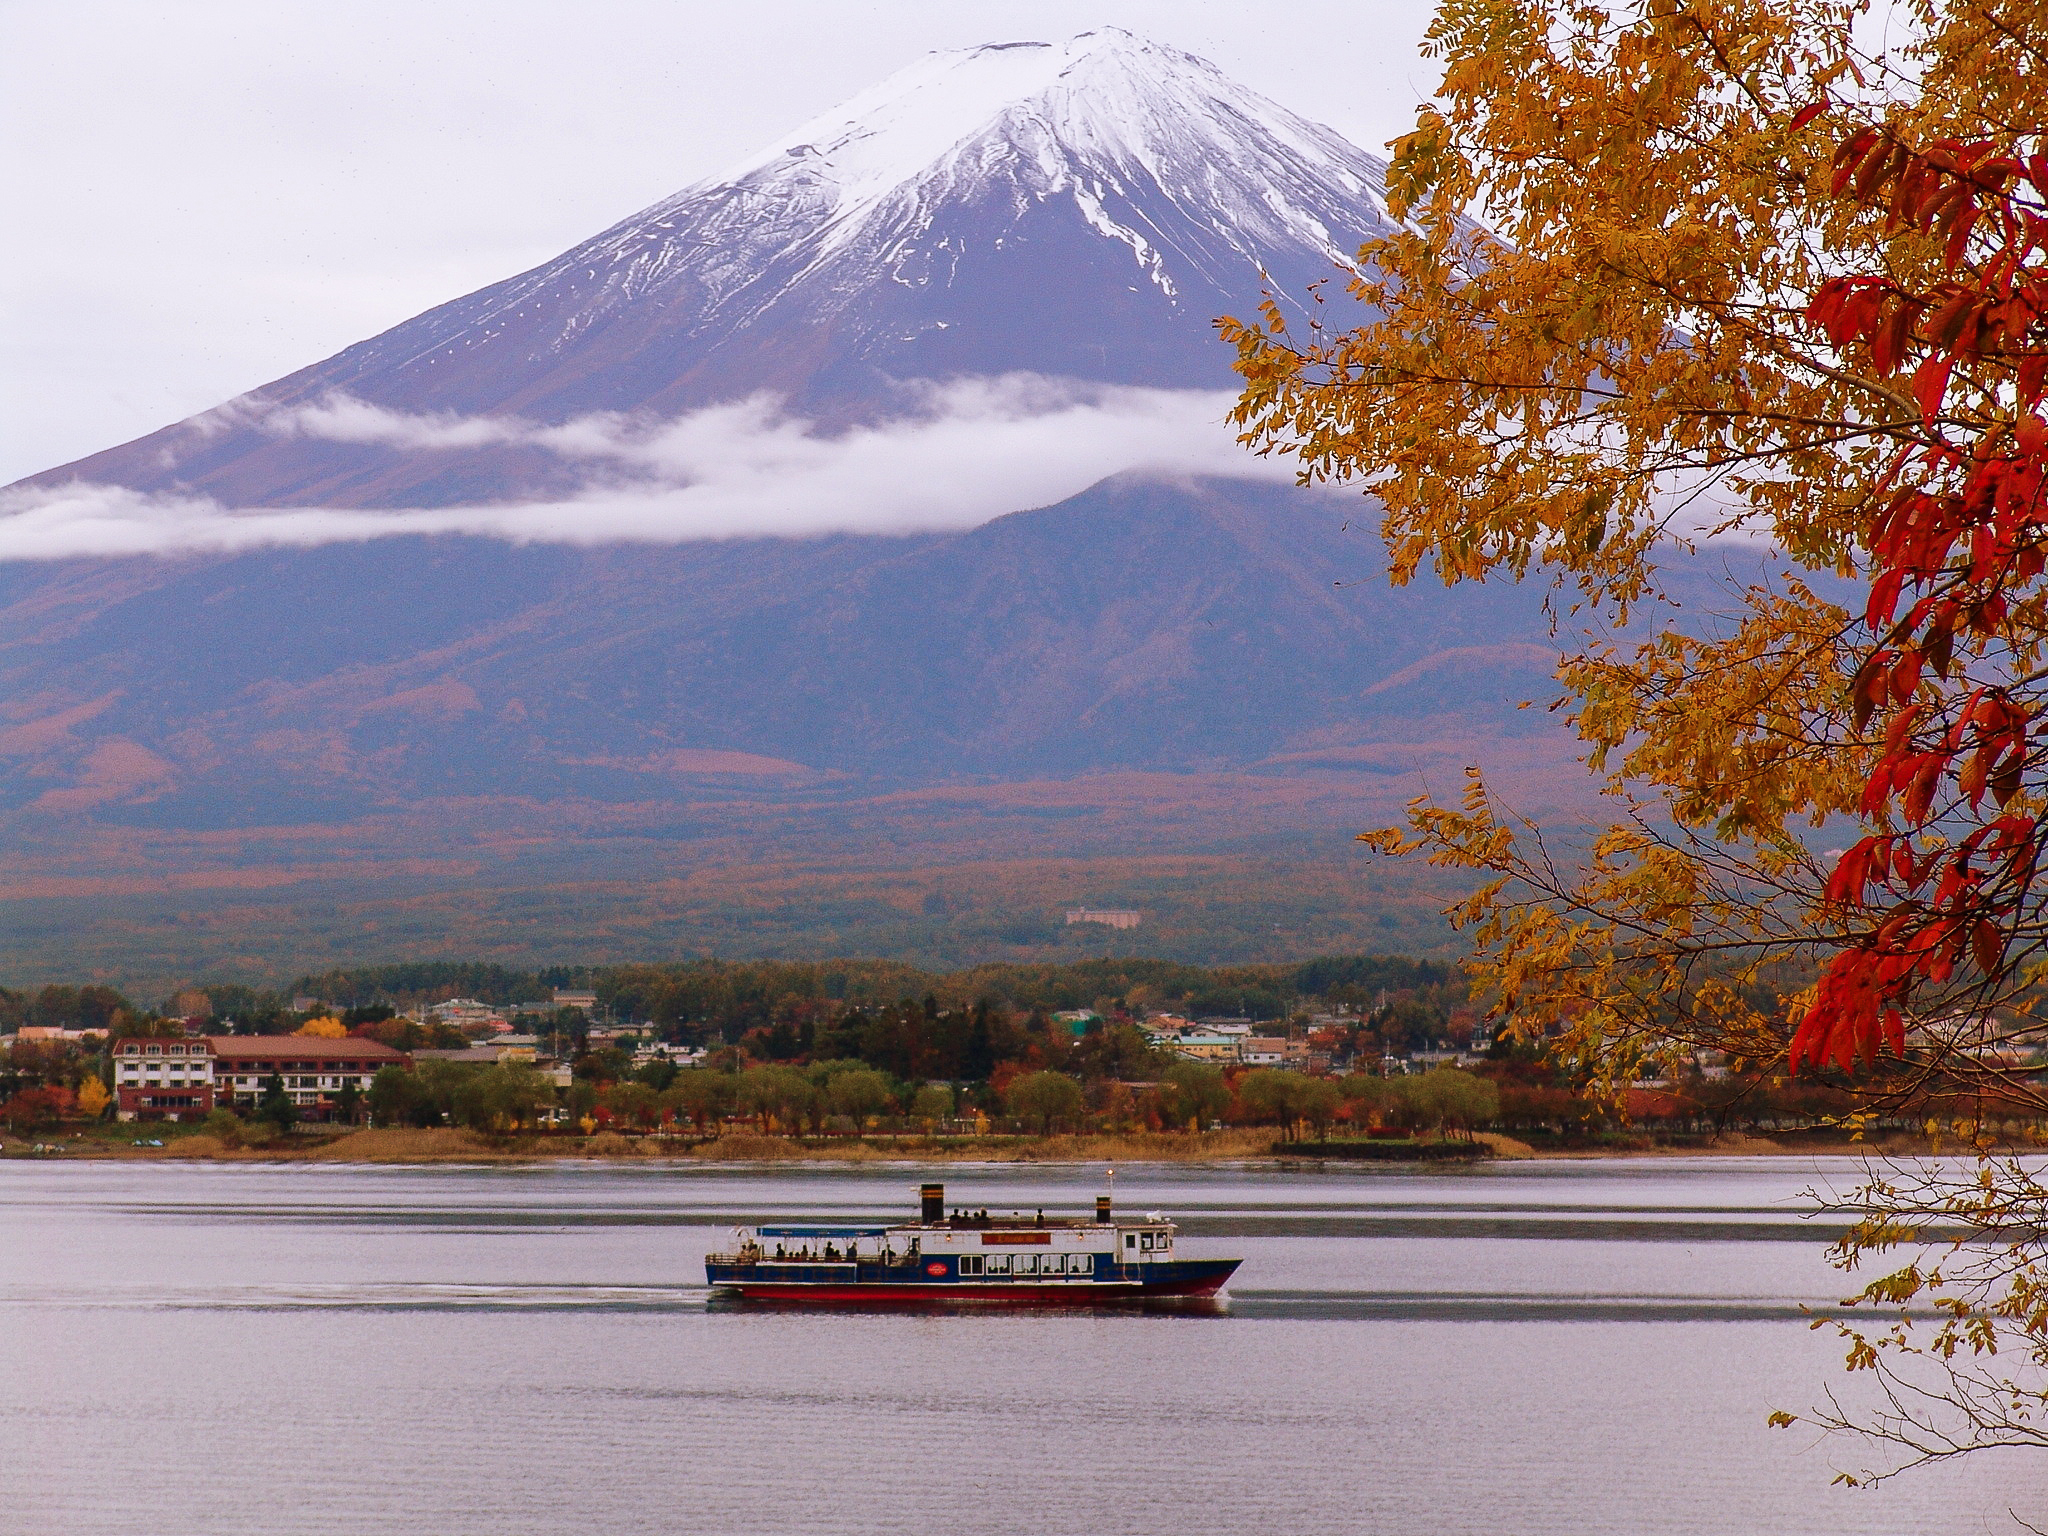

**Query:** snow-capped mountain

left=0, top=31, right=1588, bottom=982
left=20, top=29, right=1398, bottom=508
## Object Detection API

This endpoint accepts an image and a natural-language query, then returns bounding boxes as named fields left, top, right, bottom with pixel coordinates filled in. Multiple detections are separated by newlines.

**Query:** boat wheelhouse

left=705, top=1182, right=1239, bottom=1302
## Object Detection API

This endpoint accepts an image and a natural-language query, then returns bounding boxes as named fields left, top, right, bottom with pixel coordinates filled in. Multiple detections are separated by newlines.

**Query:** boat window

left=1140, top=1234, right=1154, bottom=1250
left=958, top=1255, right=983, bottom=1276
left=1124, top=1234, right=1137, bottom=1249
left=985, top=1254, right=1009, bottom=1274
left=1014, top=1254, right=1037, bottom=1275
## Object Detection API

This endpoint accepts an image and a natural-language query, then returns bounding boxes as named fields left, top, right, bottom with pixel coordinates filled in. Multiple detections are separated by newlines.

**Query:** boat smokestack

left=920, top=1182, right=944, bottom=1224
left=1096, top=1194, right=1112, bottom=1224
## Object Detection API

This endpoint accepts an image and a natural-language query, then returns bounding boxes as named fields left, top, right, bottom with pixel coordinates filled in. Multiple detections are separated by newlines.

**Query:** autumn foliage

left=1795, top=128, right=2048, bottom=1071
left=1227, top=0, right=2048, bottom=1095
left=1224, top=0, right=2048, bottom=1475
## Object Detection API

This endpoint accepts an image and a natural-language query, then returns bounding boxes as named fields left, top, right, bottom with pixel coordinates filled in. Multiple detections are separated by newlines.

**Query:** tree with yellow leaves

left=293, top=1017, right=350, bottom=1040
left=74, top=1073, right=109, bottom=1120
left=1226, top=0, right=2048, bottom=1482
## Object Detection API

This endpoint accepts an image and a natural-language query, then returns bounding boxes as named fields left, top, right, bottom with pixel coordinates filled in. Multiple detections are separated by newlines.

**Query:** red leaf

left=1872, top=301, right=1920, bottom=374
left=1972, top=921, right=2003, bottom=975
left=1866, top=567, right=1907, bottom=628
left=1913, top=354, right=1956, bottom=421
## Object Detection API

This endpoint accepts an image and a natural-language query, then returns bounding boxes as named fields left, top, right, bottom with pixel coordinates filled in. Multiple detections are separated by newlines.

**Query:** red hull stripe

left=729, top=1277, right=1231, bottom=1302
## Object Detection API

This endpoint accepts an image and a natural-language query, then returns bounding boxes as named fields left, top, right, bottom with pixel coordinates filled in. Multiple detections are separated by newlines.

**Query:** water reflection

left=0, top=1156, right=2038, bottom=1536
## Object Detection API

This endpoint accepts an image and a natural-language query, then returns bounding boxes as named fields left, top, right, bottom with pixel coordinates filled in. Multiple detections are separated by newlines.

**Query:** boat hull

left=708, top=1257, right=1239, bottom=1304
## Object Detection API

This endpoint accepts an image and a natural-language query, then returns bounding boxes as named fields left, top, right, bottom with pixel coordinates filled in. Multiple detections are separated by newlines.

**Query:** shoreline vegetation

left=0, top=1124, right=2000, bottom=1165
left=11, top=958, right=2041, bottom=1169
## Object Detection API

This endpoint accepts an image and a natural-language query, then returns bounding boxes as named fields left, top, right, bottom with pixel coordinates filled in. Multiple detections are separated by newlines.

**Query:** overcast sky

left=0, top=1, right=1442, bottom=487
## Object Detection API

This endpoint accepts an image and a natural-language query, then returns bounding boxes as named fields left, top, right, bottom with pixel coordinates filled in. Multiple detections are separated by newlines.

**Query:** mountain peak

left=16, top=32, right=1396, bottom=509
left=706, top=30, right=1384, bottom=275
left=725, top=30, right=1203, bottom=166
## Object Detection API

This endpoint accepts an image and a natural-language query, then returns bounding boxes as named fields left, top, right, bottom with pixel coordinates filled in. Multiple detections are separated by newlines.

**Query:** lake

left=0, top=1155, right=2037, bottom=1534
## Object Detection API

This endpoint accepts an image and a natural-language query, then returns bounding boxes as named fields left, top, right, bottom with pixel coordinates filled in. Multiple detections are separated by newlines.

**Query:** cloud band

left=1, top=376, right=1290, bottom=561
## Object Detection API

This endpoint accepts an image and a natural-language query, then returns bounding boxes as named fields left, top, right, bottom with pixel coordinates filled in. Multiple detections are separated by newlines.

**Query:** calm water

left=1, top=1156, right=2039, bottom=1534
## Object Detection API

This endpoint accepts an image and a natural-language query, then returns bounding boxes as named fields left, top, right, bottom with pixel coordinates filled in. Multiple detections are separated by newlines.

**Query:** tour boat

left=705, top=1182, right=1240, bottom=1302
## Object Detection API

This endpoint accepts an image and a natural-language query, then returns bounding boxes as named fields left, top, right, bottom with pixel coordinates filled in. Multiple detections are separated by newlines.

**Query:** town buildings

left=111, top=1035, right=408, bottom=1121
left=420, top=997, right=509, bottom=1032
left=1241, top=1037, right=1312, bottom=1067
left=14, top=1025, right=108, bottom=1043
left=1144, top=1013, right=1351, bottom=1072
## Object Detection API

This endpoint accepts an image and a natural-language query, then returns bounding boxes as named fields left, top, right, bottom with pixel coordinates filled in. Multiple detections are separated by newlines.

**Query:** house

left=1174, top=1033, right=1241, bottom=1063
left=1051, top=1010, right=1099, bottom=1037
left=1241, top=1037, right=1310, bottom=1067
left=110, top=1037, right=220, bottom=1120
left=208, top=1036, right=409, bottom=1117
left=1064, top=908, right=1141, bottom=929
left=414, top=1036, right=546, bottom=1066
left=552, top=989, right=599, bottom=1014
left=110, top=1035, right=412, bottom=1122
left=634, top=1041, right=707, bottom=1066
left=427, top=998, right=507, bottom=1031
left=1410, top=1048, right=1490, bottom=1069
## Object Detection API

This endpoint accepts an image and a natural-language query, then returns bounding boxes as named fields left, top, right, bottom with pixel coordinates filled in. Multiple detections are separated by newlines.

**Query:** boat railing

left=707, top=1243, right=924, bottom=1268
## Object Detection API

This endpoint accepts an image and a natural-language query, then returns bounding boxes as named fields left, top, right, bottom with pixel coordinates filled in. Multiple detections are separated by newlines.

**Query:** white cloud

left=0, top=379, right=1292, bottom=560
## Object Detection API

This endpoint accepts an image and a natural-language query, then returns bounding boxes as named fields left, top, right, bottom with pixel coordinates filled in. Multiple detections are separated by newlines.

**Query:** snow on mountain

left=364, top=28, right=1395, bottom=381
left=695, top=28, right=1389, bottom=295
left=16, top=29, right=1399, bottom=510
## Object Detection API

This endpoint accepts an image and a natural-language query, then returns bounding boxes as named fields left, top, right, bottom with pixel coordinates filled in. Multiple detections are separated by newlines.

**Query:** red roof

left=206, top=1035, right=407, bottom=1063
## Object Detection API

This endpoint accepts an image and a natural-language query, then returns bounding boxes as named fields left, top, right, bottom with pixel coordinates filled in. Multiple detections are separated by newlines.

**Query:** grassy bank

left=0, top=1123, right=1985, bottom=1164
left=0, top=1124, right=1288, bottom=1163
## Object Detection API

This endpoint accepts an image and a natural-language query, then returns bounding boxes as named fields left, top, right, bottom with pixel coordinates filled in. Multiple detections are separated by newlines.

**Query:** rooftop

left=207, top=1036, right=407, bottom=1061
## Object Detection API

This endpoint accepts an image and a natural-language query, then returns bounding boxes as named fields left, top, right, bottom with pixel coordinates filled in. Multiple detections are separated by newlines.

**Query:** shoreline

left=0, top=1126, right=2010, bottom=1165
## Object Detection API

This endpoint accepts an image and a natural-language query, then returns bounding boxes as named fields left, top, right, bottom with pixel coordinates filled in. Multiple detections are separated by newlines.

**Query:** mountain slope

left=0, top=479, right=1565, bottom=826
left=18, top=30, right=1398, bottom=510
left=0, top=30, right=1598, bottom=981
left=0, top=477, right=1600, bottom=987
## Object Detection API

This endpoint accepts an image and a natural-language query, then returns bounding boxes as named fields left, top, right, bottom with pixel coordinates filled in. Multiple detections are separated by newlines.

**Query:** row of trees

left=0, top=984, right=132, bottom=1034
left=12, top=1013, right=2023, bottom=1146
left=93, top=954, right=1461, bottom=1041
left=335, top=1055, right=1506, bottom=1142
